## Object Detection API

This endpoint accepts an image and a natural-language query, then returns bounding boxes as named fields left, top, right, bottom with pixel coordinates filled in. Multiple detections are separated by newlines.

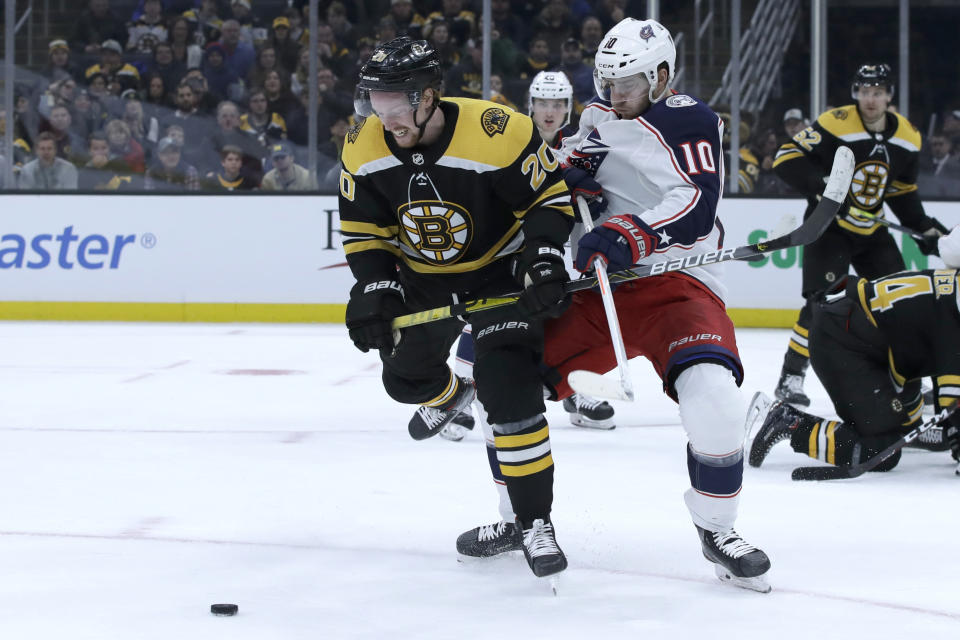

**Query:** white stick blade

left=823, top=146, right=855, bottom=203
left=568, top=370, right=634, bottom=402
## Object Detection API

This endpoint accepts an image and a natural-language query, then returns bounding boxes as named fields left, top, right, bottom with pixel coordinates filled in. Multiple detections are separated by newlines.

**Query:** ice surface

left=0, top=322, right=957, bottom=639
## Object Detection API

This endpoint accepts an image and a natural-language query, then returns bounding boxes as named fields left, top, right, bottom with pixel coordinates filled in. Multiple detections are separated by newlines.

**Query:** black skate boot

left=521, top=519, right=567, bottom=578
left=408, top=377, right=475, bottom=441
left=774, top=369, right=810, bottom=407
left=748, top=398, right=800, bottom=467
left=562, top=393, right=616, bottom=430
left=696, top=525, right=771, bottom=593
left=456, top=521, right=522, bottom=558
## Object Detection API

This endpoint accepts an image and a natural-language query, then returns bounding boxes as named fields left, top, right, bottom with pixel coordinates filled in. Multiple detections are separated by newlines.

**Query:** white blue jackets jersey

left=568, top=92, right=729, bottom=300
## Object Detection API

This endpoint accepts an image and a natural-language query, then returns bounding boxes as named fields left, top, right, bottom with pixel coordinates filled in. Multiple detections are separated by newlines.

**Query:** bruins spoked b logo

left=851, top=161, right=889, bottom=208
left=399, top=200, right=473, bottom=264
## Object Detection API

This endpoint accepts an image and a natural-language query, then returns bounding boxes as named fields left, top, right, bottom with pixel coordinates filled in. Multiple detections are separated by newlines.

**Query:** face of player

left=602, top=72, right=652, bottom=120
left=531, top=98, right=567, bottom=137
left=369, top=90, right=433, bottom=149
left=855, top=85, right=891, bottom=127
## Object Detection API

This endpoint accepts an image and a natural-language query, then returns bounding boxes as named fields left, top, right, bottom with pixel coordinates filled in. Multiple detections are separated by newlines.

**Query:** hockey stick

left=566, top=196, right=635, bottom=402
left=791, top=405, right=957, bottom=481
left=848, top=209, right=925, bottom=241
left=391, top=146, right=855, bottom=331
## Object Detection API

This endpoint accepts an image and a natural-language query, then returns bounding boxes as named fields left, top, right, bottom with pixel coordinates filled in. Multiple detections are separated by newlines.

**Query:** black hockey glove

left=512, top=245, right=571, bottom=319
left=345, top=279, right=406, bottom=353
left=563, top=166, right=607, bottom=221
left=914, top=218, right=949, bottom=256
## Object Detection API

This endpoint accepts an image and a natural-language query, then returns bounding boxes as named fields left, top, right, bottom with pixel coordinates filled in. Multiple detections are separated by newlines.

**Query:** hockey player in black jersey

left=748, top=227, right=960, bottom=473
left=771, top=63, right=948, bottom=407
left=340, top=37, right=574, bottom=578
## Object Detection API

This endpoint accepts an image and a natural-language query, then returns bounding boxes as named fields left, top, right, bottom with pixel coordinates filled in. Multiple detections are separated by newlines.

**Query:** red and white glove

left=574, top=214, right=658, bottom=273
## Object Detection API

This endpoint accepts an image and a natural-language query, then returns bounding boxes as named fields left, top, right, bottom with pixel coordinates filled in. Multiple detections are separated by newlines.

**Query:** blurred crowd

left=1, top=0, right=959, bottom=196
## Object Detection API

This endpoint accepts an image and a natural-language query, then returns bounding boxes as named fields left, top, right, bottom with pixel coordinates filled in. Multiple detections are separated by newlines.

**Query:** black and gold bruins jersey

left=852, top=269, right=960, bottom=410
left=774, top=104, right=930, bottom=236
left=339, top=97, right=574, bottom=295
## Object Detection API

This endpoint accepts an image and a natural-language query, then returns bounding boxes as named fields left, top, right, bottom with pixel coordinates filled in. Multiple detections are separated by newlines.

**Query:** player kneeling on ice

left=747, top=226, right=960, bottom=478
left=457, top=18, right=771, bottom=592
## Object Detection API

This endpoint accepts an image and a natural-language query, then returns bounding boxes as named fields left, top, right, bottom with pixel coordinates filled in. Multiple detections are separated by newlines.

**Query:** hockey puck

left=210, top=603, right=238, bottom=616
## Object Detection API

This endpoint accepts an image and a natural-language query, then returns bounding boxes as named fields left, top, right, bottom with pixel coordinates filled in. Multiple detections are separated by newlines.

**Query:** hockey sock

left=787, top=419, right=902, bottom=469
left=686, top=444, right=743, bottom=501
left=493, top=416, right=554, bottom=527
left=782, top=306, right=812, bottom=374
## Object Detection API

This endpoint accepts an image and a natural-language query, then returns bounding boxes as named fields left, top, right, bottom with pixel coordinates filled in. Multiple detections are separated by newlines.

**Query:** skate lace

left=477, top=521, right=509, bottom=542
left=573, top=393, right=604, bottom=410
left=713, top=530, right=758, bottom=559
left=523, top=519, right=559, bottom=558
left=416, top=405, right=446, bottom=430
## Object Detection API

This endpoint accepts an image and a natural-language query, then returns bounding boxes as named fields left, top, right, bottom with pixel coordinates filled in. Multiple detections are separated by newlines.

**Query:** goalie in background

left=748, top=226, right=960, bottom=474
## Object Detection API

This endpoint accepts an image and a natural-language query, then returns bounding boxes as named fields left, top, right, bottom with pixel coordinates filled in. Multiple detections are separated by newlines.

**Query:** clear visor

left=593, top=68, right=649, bottom=101
left=353, top=87, right=420, bottom=119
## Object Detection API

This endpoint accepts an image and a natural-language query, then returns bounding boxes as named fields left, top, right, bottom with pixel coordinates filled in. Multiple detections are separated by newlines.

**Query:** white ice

left=0, top=322, right=957, bottom=639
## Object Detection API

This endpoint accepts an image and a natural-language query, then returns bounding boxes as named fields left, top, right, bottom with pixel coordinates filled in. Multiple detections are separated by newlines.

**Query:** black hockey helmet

left=851, top=63, right=895, bottom=99
left=354, top=37, right=443, bottom=118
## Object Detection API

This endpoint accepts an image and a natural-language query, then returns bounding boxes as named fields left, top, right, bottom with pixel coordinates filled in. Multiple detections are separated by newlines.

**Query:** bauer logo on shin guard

left=476, top=321, right=529, bottom=340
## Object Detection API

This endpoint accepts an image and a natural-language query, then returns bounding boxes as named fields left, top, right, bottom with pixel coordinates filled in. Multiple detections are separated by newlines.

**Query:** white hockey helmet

left=527, top=70, right=573, bottom=128
left=593, top=18, right=676, bottom=104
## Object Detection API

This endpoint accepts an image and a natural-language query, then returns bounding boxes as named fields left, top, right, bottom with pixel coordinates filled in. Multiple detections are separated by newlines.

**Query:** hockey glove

left=914, top=218, right=949, bottom=256
left=563, top=166, right=607, bottom=221
left=345, top=279, right=406, bottom=353
left=513, top=245, right=570, bottom=319
left=574, top=214, right=658, bottom=273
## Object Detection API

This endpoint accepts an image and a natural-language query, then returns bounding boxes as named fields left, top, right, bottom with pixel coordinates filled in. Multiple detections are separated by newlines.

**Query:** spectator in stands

left=263, top=69, right=299, bottom=122
left=427, top=0, right=475, bottom=45
left=219, top=19, right=255, bottom=79
left=489, top=73, right=518, bottom=111
left=229, top=0, right=263, bottom=45
left=184, top=69, right=220, bottom=114
left=105, top=119, right=146, bottom=173
left=127, top=0, right=168, bottom=53
left=426, top=20, right=460, bottom=73
left=315, top=67, right=353, bottom=118
left=918, top=132, right=960, bottom=197
left=85, top=40, right=141, bottom=93
left=71, top=0, right=128, bottom=55
left=240, top=88, right=287, bottom=146
left=316, top=22, right=355, bottom=79
left=204, top=145, right=258, bottom=191
left=374, top=16, right=399, bottom=46
left=290, top=47, right=311, bottom=98
left=248, top=46, right=279, bottom=91
left=0, top=108, right=32, bottom=171
left=513, top=35, right=552, bottom=96
left=78, top=131, right=140, bottom=190
left=559, top=38, right=593, bottom=109
left=327, top=1, right=357, bottom=49
left=782, top=107, right=807, bottom=142
left=269, top=17, right=301, bottom=74
left=389, top=0, right=425, bottom=39
left=595, top=0, right=629, bottom=29
left=580, top=16, right=603, bottom=66
left=44, top=105, right=86, bottom=164
left=123, top=97, right=161, bottom=160
left=145, top=136, right=201, bottom=191
left=942, top=109, right=960, bottom=148
left=37, top=77, right=78, bottom=123
left=183, top=0, right=223, bottom=47
left=19, top=132, right=78, bottom=190
left=45, top=39, right=81, bottom=84
left=445, top=38, right=482, bottom=99
left=143, top=72, right=173, bottom=119
left=260, top=140, right=317, bottom=191
left=492, top=0, right=527, bottom=49
left=149, top=42, right=186, bottom=96
left=203, top=100, right=264, bottom=180
left=168, top=16, right=204, bottom=70
left=165, top=81, right=207, bottom=143
left=737, top=127, right=780, bottom=195
left=532, top=0, right=576, bottom=55
left=282, top=7, right=307, bottom=48
left=72, top=89, right=106, bottom=139
left=202, top=42, right=243, bottom=103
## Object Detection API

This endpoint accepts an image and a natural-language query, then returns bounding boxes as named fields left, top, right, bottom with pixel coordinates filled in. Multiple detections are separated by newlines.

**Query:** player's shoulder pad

left=890, top=111, right=922, bottom=151
left=443, top=97, right=534, bottom=169
left=815, top=105, right=862, bottom=138
left=340, top=116, right=393, bottom=175
left=642, top=93, right=716, bottom=129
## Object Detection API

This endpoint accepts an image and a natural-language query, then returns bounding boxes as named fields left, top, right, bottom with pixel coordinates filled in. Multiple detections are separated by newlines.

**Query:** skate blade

left=714, top=565, right=771, bottom=593
left=568, top=415, right=616, bottom=430
left=456, top=550, right=520, bottom=564
left=744, top=391, right=772, bottom=438
left=548, top=574, right=560, bottom=596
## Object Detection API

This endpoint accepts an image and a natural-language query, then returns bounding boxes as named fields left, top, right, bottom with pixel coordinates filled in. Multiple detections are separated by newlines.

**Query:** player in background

left=457, top=19, right=772, bottom=592
left=770, top=63, right=948, bottom=407
left=442, top=70, right=614, bottom=443
left=340, top=37, right=574, bottom=579
left=748, top=226, right=960, bottom=473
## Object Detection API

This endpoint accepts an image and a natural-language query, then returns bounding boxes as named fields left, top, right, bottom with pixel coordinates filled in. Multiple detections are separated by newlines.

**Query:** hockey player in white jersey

left=440, top=70, right=615, bottom=442
left=457, top=18, right=772, bottom=592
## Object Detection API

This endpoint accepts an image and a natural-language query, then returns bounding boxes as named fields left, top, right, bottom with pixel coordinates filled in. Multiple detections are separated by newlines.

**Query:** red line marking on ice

left=333, top=362, right=380, bottom=386
left=1, top=529, right=957, bottom=622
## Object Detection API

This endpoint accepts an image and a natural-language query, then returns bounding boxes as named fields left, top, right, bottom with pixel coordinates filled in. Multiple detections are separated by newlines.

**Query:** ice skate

left=696, top=525, right=771, bottom=593
left=408, top=377, right=475, bottom=440
left=521, top=519, right=567, bottom=578
left=438, top=422, right=466, bottom=441
left=748, top=400, right=799, bottom=467
left=744, top=391, right=773, bottom=438
left=563, top=393, right=616, bottom=430
left=774, top=370, right=810, bottom=407
left=456, top=520, right=522, bottom=559
left=905, top=424, right=949, bottom=451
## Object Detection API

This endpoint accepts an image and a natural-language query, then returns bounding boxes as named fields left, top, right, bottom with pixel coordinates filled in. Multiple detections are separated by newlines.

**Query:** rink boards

left=0, top=195, right=955, bottom=326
